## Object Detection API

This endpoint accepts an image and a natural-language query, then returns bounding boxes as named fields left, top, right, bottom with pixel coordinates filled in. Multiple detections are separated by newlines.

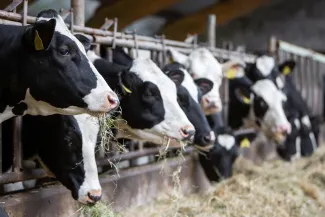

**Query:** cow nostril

left=88, top=192, right=102, bottom=203
left=180, top=126, right=195, bottom=139
left=203, top=135, right=212, bottom=144
left=107, top=94, right=119, bottom=108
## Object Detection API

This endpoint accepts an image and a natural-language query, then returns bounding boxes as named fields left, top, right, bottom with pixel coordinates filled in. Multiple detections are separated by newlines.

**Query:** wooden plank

left=162, top=0, right=271, bottom=40
left=86, top=0, right=181, bottom=29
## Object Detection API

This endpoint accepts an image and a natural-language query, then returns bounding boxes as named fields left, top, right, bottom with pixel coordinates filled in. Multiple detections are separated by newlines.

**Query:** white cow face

left=249, top=80, right=291, bottom=143
left=169, top=48, right=223, bottom=115
left=117, top=57, right=195, bottom=145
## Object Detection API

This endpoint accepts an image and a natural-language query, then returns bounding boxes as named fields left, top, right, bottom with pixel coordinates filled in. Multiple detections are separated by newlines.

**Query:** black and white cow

left=198, top=123, right=257, bottom=182
left=245, top=56, right=318, bottom=159
left=88, top=48, right=195, bottom=144
left=168, top=48, right=223, bottom=115
left=0, top=9, right=118, bottom=123
left=225, top=61, right=291, bottom=144
left=162, top=62, right=215, bottom=147
left=2, top=114, right=101, bottom=204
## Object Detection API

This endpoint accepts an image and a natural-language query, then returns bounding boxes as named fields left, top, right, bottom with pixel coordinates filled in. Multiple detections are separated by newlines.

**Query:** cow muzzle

left=102, top=91, right=119, bottom=112
left=201, top=97, right=221, bottom=114
left=179, top=125, right=196, bottom=141
left=78, top=189, right=102, bottom=204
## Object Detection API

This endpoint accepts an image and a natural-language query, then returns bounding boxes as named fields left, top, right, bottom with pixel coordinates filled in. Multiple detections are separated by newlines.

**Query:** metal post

left=13, top=117, right=22, bottom=173
left=71, top=0, right=84, bottom=26
left=268, top=36, right=278, bottom=59
left=206, top=14, right=216, bottom=49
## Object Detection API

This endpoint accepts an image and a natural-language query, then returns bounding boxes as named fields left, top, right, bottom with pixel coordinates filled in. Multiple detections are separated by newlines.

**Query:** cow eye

left=58, top=47, right=70, bottom=56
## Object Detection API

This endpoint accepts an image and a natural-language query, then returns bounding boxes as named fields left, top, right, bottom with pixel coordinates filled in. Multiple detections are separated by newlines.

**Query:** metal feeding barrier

left=0, top=1, right=258, bottom=190
left=269, top=36, right=325, bottom=117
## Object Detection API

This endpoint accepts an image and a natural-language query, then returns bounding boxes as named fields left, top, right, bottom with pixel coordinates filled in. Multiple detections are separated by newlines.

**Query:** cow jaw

left=74, top=114, right=101, bottom=204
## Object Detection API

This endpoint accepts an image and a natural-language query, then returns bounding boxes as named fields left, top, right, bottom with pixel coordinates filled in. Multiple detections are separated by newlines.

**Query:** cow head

left=18, top=9, right=118, bottom=118
left=21, top=114, right=101, bottom=204
left=168, top=48, right=222, bottom=115
left=163, top=62, right=215, bottom=148
left=90, top=48, right=195, bottom=145
left=226, top=61, right=291, bottom=143
left=198, top=127, right=256, bottom=182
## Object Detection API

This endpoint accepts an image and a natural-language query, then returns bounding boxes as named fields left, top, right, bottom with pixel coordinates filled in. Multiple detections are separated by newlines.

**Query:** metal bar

left=278, top=40, right=325, bottom=64
left=22, top=0, right=27, bottom=26
left=0, top=169, right=47, bottom=184
left=0, top=123, right=2, bottom=174
left=96, top=146, right=194, bottom=167
left=233, top=128, right=257, bottom=137
left=4, top=0, right=22, bottom=12
left=69, top=8, right=74, bottom=33
left=100, top=18, right=114, bottom=30
left=133, top=29, right=139, bottom=58
left=71, top=0, right=84, bottom=27
left=12, top=117, right=22, bottom=173
left=206, top=14, right=216, bottom=48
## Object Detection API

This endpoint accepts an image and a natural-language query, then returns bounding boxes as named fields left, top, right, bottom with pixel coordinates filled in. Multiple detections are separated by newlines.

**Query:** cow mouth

left=194, top=144, right=214, bottom=152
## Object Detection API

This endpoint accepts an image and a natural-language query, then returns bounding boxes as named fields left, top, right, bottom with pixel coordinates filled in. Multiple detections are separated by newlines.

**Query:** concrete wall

left=212, top=0, right=325, bottom=52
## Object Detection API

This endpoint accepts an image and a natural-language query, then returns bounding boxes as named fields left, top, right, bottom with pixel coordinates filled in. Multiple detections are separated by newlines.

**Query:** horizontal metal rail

left=0, top=10, right=256, bottom=63
left=0, top=146, right=194, bottom=185
left=278, top=40, right=325, bottom=64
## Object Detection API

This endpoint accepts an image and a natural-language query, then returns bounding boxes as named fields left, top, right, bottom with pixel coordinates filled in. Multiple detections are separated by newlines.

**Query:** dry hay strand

left=121, top=146, right=325, bottom=217
left=77, top=202, right=120, bottom=217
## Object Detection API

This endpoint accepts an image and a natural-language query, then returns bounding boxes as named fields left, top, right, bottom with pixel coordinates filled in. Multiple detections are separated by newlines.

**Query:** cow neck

left=0, top=25, right=30, bottom=120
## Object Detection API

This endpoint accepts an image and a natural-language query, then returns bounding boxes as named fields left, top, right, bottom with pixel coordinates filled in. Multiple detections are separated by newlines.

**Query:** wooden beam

left=86, top=0, right=180, bottom=29
left=162, top=0, right=271, bottom=40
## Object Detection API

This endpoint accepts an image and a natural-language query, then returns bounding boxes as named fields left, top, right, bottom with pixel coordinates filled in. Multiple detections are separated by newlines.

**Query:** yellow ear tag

left=240, top=92, right=251, bottom=104
left=34, top=30, right=45, bottom=51
left=240, top=138, right=250, bottom=148
left=122, top=84, right=132, bottom=94
left=282, top=66, right=291, bottom=75
left=225, top=68, right=237, bottom=79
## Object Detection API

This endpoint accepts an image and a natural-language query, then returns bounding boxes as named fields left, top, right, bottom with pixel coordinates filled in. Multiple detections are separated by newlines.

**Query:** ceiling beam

left=86, top=0, right=181, bottom=29
left=161, top=0, right=271, bottom=40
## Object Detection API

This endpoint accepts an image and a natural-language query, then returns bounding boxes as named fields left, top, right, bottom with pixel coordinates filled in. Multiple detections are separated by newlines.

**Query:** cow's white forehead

left=252, top=79, right=286, bottom=106
left=131, top=58, right=177, bottom=93
left=180, top=68, right=199, bottom=103
left=217, top=134, right=235, bottom=150
left=188, top=48, right=222, bottom=82
left=37, top=15, right=87, bottom=56
left=256, top=56, right=275, bottom=77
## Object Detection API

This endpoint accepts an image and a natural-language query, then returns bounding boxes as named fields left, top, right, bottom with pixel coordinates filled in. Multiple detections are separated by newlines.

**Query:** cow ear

left=194, top=78, right=214, bottom=95
left=279, top=60, right=296, bottom=76
left=222, top=60, right=246, bottom=80
left=166, top=70, right=185, bottom=86
left=234, top=131, right=257, bottom=148
left=74, top=34, right=92, bottom=52
left=27, top=19, right=56, bottom=51
left=168, top=47, right=189, bottom=68
left=234, top=88, right=252, bottom=105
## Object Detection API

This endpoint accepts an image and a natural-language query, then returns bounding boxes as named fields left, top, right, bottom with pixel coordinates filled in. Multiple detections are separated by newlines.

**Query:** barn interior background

left=1, top=0, right=325, bottom=216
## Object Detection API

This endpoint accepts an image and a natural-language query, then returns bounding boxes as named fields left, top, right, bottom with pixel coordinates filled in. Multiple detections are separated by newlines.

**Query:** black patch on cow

left=163, top=62, right=213, bottom=147
left=176, top=85, right=212, bottom=147
left=2, top=115, right=87, bottom=199
left=12, top=102, right=28, bottom=116
left=93, top=57, right=165, bottom=130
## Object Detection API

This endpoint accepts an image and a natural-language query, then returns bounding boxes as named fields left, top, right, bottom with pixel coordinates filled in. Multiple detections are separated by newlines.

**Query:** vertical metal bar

left=112, top=18, right=118, bottom=49
left=268, top=36, right=277, bottom=58
left=13, top=117, right=22, bottom=173
left=22, top=0, right=28, bottom=26
left=133, top=30, right=139, bottom=58
left=0, top=122, right=2, bottom=174
left=71, top=0, right=84, bottom=26
left=69, top=8, right=74, bottom=33
left=206, top=14, right=216, bottom=49
left=161, top=35, right=167, bottom=66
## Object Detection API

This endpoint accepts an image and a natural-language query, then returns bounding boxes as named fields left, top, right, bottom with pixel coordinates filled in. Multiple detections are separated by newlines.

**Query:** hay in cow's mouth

left=78, top=201, right=119, bottom=217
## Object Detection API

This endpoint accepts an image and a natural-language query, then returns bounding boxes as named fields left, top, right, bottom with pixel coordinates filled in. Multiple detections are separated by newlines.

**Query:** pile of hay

left=121, top=146, right=325, bottom=217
